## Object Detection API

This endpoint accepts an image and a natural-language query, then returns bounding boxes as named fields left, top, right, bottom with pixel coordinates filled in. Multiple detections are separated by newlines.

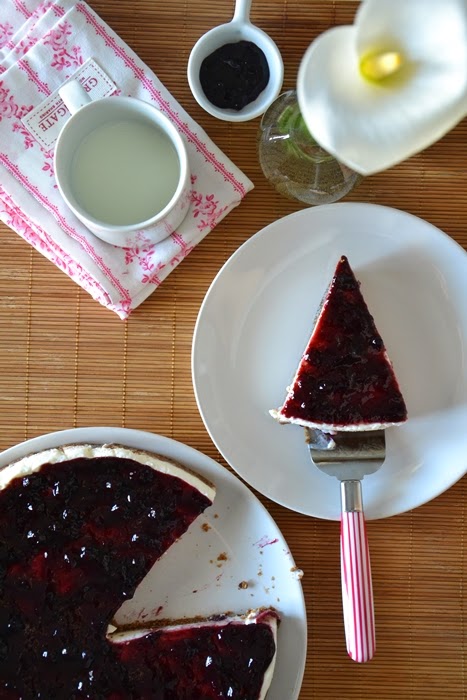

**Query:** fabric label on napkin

left=22, top=57, right=117, bottom=150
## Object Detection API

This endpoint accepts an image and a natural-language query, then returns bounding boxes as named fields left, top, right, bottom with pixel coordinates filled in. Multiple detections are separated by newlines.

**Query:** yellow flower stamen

left=360, top=51, right=403, bottom=81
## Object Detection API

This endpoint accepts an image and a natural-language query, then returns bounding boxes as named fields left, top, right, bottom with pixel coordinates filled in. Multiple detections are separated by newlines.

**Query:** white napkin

left=0, top=0, right=253, bottom=318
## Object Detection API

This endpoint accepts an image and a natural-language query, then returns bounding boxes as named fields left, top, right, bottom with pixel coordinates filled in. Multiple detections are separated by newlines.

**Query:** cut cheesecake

left=0, top=444, right=278, bottom=699
left=271, top=255, right=407, bottom=432
left=110, top=609, right=278, bottom=700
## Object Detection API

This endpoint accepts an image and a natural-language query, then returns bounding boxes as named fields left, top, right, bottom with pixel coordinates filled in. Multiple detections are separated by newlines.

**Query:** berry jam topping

left=199, top=40, right=270, bottom=111
left=112, top=615, right=277, bottom=699
left=281, top=256, right=408, bottom=426
left=0, top=453, right=210, bottom=697
left=0, top=451, right=277, bottom=698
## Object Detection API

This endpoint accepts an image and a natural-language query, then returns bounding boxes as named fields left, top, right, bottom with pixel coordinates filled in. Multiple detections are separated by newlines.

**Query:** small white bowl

left=187, top=2, right=283, bottom=122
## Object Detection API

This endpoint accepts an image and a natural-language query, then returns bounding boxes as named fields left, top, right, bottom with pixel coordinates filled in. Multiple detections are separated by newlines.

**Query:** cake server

left=304, top=427, right=386, bottom=663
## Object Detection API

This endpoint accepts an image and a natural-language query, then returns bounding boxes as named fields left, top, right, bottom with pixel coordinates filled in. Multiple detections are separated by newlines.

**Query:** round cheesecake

left=0, top=443, right=278, bottom=699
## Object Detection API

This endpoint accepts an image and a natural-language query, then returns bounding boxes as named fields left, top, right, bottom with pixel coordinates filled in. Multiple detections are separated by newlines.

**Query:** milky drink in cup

left=54, top=80, right=190, bottom=247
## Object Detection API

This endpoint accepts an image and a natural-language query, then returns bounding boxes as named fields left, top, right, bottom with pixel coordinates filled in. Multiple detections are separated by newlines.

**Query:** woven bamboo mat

left=1, top=1, right=466, bottom=698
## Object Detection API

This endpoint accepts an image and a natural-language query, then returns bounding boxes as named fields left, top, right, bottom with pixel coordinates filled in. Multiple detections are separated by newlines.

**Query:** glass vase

left=258, top=90, right=362, bottom=205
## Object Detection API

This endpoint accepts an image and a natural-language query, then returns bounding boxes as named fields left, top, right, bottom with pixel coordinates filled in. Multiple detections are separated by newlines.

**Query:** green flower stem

left=276, top=104, right=333, bottom=163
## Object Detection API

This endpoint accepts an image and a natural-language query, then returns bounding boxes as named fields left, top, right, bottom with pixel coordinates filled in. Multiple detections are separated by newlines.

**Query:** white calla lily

left=297, top=0, right=467, bottom=175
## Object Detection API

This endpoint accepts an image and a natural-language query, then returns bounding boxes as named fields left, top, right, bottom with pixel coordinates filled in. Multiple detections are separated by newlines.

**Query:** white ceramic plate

left=192, top=202, right=467, bottom=520
left=0, top=427, right=306, bottom=700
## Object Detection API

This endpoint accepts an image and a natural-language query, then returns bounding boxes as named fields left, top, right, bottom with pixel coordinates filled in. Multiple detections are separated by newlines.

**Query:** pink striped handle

left=340, top=511, right=375, bottom=662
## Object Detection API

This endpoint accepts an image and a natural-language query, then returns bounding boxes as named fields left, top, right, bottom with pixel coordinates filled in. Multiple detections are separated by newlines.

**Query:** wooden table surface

left=1, top=1, right=466, bottom=698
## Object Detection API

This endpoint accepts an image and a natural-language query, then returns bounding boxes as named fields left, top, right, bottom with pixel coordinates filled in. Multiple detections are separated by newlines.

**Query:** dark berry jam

left=112, top=612, right=277, bottom=699
left=199, top=40, right=270, bottom=111
left=0, top=452, right=211, bottom=698
left=0, top=451, right=277, bottom=698
left=281, top=256, right=408, bottom=426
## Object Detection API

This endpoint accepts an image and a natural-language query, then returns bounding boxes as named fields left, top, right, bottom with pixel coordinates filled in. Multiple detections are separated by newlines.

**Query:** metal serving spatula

left=304, top=427, right=386, bottom=663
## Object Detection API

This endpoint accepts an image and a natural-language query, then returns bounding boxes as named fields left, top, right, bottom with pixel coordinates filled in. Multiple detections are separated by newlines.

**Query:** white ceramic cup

left=54, top=80, right=191, bottom=247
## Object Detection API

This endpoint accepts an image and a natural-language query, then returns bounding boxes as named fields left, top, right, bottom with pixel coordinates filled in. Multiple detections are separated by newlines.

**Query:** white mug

left=54, top=80, right=191, bottom=247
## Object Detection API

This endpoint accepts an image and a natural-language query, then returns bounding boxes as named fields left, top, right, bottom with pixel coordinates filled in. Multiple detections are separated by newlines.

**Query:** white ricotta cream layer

left=269, top=409, right=391, bottom=432
left=0, top=443, right=216, bottom=503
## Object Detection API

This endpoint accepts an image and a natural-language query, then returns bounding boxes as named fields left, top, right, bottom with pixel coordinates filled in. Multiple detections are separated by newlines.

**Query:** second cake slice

left=271, top=255, right=407, bottom=433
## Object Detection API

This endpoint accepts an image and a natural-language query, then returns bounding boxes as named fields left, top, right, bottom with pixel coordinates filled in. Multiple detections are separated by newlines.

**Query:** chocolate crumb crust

left=111, top=606, right=279, bottom=633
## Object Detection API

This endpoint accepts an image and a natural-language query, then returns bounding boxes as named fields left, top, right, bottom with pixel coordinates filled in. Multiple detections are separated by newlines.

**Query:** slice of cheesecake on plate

left=271, top=255, right=407, bottom=433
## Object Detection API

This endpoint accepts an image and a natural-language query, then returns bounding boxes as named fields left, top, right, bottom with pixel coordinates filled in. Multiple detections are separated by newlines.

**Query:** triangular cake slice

left=271, top=255, right=407, bottom=432
left=0, top=444, right=278, bottom=699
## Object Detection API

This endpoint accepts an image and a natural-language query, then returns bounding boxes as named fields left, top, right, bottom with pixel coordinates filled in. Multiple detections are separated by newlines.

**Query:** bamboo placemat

left=1, top=1, right=466, bottom=698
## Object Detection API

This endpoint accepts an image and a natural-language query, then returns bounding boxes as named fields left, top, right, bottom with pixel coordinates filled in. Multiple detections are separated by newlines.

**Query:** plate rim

left=192, top=201, right=467, bottom=520
left=0, top=426, right=307, bottom=700
left=193, top=202, right=467, bottom=305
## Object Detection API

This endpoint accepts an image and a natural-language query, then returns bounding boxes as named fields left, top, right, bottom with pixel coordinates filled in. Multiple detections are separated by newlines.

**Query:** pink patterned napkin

left=0, top=1, right=253, bottom=318
left=0, top=0, right=47, bottom=56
